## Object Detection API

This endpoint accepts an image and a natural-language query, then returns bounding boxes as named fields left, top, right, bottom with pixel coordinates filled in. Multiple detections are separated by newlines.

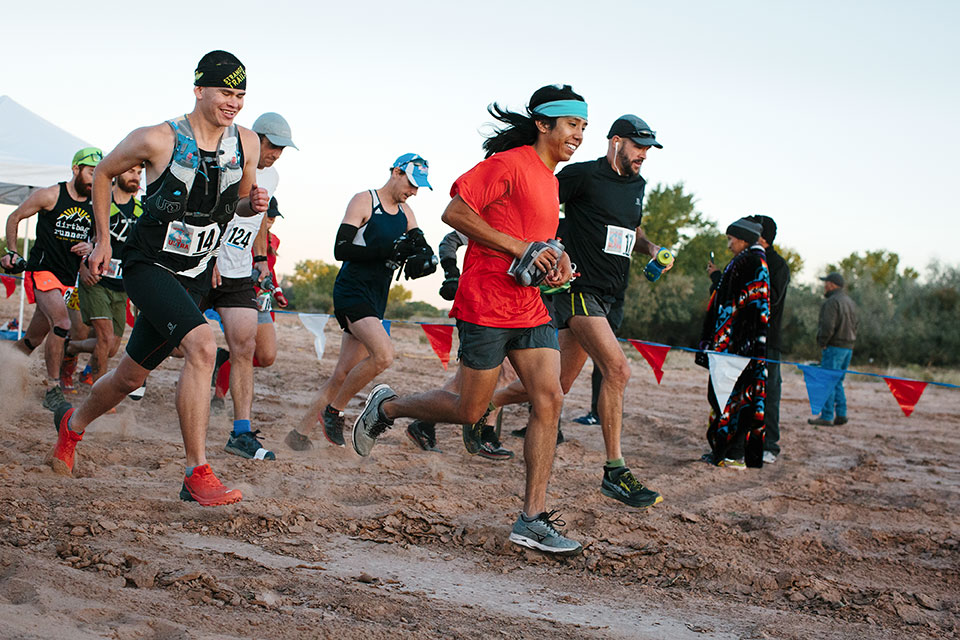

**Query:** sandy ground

left=0, top=294, right=957, bottom=640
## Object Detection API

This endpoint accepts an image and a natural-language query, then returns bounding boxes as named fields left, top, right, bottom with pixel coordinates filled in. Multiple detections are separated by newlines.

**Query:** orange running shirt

left=449, top=145, right=559, bottom=328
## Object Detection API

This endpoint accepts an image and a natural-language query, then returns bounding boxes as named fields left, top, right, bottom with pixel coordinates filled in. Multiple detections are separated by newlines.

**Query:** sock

left=233, top=419, right=251, bottom=435
left=521, top=511, right=542, bottom=522
left=185, top=466, right=197, bottom=477
left=252, top=355, right=261, bottom=367
left=605, top=457, right=626, bottom=470
left=66, top=413, right=83, bottom=435
left=325, top=404, right=341, bottom=416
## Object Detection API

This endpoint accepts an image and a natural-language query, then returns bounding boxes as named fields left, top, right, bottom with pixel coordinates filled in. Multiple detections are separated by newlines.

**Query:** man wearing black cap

left=487, top=115, right=667, bottom=509
left=808, top=272, right=858, bottom=426
left=699, top=217, right=770, bottom=468
left=207, top=112, right=297, bottom=462
left=49, top=50, right=268, bottom=506
left=746, top=215, right=789, bottom=463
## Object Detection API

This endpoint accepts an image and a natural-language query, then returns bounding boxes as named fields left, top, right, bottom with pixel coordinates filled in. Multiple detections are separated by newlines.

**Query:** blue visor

left=531, top=100, right=588, bottom=120
left=393, top=153, right=432, bottom=190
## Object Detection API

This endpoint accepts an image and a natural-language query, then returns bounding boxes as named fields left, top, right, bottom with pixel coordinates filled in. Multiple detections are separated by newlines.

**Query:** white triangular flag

left=299, top=313, right=330, bottom=360
left=708, top=352, right=751, bottom=410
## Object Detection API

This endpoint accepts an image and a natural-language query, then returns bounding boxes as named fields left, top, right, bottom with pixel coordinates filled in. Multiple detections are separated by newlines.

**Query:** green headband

left=531, top=99, right=588, bottom=120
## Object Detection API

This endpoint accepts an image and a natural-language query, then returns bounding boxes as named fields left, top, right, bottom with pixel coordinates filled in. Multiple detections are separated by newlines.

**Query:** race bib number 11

left=604, top=225, right=636, bottom=258
left=163, top=221, right=221, bottom=257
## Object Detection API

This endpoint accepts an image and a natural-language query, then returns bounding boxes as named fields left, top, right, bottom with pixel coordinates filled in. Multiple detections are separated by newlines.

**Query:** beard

left=617, top=147, right=640, bottom=177
left=74, top=179, right=92, bottom=198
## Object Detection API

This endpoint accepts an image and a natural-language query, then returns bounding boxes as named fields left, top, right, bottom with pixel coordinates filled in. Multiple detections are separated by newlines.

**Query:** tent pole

left=17, top=217, right=30, bottom=340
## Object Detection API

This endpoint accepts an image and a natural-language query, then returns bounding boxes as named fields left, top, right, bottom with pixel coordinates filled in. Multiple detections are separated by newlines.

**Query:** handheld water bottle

left=643, top=247, right=675, bottom=282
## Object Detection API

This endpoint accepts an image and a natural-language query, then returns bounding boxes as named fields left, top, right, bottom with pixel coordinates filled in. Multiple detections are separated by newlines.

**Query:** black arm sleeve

left=334, top=223, right=388, bottom=262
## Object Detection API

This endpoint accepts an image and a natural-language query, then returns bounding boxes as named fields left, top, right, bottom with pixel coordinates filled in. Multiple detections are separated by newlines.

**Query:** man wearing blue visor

left=286, top=152, right=437, bottom=451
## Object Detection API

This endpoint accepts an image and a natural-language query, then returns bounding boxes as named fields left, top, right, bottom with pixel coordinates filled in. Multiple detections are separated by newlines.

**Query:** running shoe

left=43, top=386, right=67, bottom=412
left=807, top=417, right=833, bottom=426
left=284, top=428, right=313, bottom=451
left=179, top=464, right=242, bottom=506
left=833, top=416, right=848, bottom=425
left=601, top=466, right=663, bottom=508
left=79, top=365, right=94, bottom=387
left=478, top=423, right=513, bottom=460
left=322, top=406, right=346, bottom=447
left=762, top=450, right=778, bottom=464
left=352, top=384, right=398, bottom=457
left=573, top=411, right=599, bottom=425
left=509, top=510, right=582, bottom=556
left=212, top=348, right=230, bottom=387
left=60, top=354, right=78, bottom=393
left=225, top=430, right=276, bottom=460
left=128, top=383, right=146, bottom=401
left=509, top=425, right=565, bottom=445
left=462, top=403, right=494, bottom=455
left=406, top=420, right=441, bottom=452
left=50, top=405, right=81, bottom=475
left=719, top=458, right=746, bottom=470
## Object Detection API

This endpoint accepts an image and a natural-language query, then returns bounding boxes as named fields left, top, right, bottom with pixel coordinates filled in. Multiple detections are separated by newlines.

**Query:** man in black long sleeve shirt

left=748, top=215, right=790, bottom=462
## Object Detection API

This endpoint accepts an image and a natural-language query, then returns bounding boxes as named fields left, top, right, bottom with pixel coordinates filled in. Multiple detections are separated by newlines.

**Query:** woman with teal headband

left=482, top=84, right=588, bottom=158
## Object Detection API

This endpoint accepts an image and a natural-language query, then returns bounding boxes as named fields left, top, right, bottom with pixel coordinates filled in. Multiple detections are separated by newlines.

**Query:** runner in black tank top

left=2, top=147, right=100, bottom=411
left=48, top=51, right=268, bottom=509
left=286, top=153, right=433, bottom=452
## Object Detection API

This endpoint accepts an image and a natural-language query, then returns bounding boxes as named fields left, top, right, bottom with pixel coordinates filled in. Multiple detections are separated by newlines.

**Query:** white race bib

left=104, top=258, right=123, bottom=279
left=603, top=225, right=636, bottom=258
left=162, top=221, right=221, bottom=257
left=223, top=224, right=254, bottom=251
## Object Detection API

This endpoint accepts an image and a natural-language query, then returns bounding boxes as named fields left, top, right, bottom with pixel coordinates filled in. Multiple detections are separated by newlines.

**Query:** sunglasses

left=76, top=151, right=103, bottom=164
left=403, top=157, right=428, bottom=169
left=630, top=129, right=656, bottom=139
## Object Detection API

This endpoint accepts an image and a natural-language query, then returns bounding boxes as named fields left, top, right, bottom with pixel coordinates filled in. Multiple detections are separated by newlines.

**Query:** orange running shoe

left=60, top=354, right=78, bottom=393
left=79, top=366, right=94, bottom=386
left=50, top=405, right=82, bottom=475
left=179, top=464, right=242, bottom=506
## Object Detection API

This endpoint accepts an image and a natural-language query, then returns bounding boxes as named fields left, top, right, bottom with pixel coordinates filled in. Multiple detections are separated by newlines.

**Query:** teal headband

left=531, top=99, right=588, bottom=120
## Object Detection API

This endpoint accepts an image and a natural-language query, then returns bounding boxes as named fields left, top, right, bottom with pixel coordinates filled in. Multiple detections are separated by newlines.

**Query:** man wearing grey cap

left=207, top=111, right=297, bottom=462
left=808, top=272, right=858, bottom=426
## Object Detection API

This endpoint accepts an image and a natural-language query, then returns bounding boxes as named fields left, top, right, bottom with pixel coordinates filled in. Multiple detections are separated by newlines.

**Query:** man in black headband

left=49, top=50, right=268, bottom=507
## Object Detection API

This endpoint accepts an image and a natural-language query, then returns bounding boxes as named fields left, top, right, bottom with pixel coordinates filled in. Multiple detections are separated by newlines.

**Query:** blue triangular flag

left=382, top=319, right=391, bottom=335
left=797, top=364, right=845, bottom=415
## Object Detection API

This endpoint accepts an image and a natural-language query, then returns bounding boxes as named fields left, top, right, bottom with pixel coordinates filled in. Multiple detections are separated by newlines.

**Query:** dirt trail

left=0, top=298, right=957, bottom=639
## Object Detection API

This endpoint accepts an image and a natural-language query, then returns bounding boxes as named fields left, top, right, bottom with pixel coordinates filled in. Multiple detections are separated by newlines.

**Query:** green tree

left=286, top=259, right=339, bottom=312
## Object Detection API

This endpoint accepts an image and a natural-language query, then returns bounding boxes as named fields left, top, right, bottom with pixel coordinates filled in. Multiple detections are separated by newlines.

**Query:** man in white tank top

left=207, top=112, right=297, bottom=461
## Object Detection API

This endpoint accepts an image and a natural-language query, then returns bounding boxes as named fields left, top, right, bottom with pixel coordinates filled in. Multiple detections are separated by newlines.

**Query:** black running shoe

left=509, top=425, right=565, bottom=445
left=322, top=405, right=346, bottom=447
left=462, top=403, right=494, bottom=455
left=225, top=430, right=276, bottom=460
left=212, top=348, right=230, bottom=386
left=407, top=420, right=441, bottom=452
left=601, top=466, right=662, bottom=508
left=478, top=423, right=513, bottom=460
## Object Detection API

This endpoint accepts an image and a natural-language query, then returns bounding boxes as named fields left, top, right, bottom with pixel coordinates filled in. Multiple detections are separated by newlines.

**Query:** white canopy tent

left=0, top=95, right=89, bottom=205
left=0, top=95, right=90, bottom=338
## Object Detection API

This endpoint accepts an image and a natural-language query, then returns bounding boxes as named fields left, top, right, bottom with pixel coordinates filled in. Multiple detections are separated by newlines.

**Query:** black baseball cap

left=267, top=196, right=283, bottom=218
left=820, top=272, right=844, bottom=287
left=607, top=115, right=663, bottom=149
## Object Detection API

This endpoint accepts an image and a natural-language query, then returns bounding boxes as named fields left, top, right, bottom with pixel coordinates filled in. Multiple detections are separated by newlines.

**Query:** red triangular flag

left=883, top=377, right=927, bottom=417
left=126, top=298, right=136, bottom=328
left=1, top=275, right=15, bottom=298
left=421, top=324, right=454, bottom=370
left=628, top=340, right=670, bottom=384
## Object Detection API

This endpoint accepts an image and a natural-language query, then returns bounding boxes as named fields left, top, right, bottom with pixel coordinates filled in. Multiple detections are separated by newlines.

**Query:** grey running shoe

left=601, top=466, right=663, bottom=508
left=462, top=403, right=494, bottom=455
left=43, top=386, right=67, bottom=412
left=509, top=510, right=582, bottom=556
left=322, top=406, right=346, bottom=447
left=352, top=384, right=398, bottom=457
left=762, top=450, right=777, bottom=464
left=225, top=430, right=275, bottom=460
left=406, top=420, right=441, bottom=452
left=285, top=428, right=313, bottom=451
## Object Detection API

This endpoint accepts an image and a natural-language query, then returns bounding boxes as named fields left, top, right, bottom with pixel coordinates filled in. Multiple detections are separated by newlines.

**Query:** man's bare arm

left=1, top=186, right=59, bottom=270
left=233, top=129, right=267, bottom=217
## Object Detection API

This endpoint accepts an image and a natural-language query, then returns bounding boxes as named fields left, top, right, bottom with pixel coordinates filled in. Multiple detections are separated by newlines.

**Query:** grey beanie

left=726, top=218, right=763, bottom=244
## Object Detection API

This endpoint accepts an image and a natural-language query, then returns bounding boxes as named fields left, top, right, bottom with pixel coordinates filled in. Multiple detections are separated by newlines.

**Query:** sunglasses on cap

left=629, top=128, right=656, bottom=139
left=76, top=151, right=103, bottom=164
left=402, top=157, right=428, bottom=169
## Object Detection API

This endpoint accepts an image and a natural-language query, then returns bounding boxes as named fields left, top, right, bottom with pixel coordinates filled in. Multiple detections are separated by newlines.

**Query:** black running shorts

left=204, top=276, right=257, bottom=310
left=552, top=290, right=614, bottom=330
left=334, top=302, right=380, bottom=333
left=123, top=261, right=209, bottom=370
left=455, top=320, right=559, bottom=370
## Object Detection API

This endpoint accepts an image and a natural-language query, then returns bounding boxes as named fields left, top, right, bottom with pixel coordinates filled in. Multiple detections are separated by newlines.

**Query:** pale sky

left=3, top=0, right=957, bottom=307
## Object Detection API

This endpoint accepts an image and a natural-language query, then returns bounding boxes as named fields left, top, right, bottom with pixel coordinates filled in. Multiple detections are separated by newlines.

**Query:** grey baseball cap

left=820, top=272, right=845, bottom=287
left=607, top=114, right=662, bottom=149
left=251, top=112, right=298, bottom=149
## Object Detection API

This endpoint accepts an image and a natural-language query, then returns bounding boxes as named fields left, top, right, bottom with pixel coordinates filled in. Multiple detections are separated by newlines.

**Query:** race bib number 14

left=163, top=221, right=221, bottom=257
left=604, top=225, right=636, bottom=258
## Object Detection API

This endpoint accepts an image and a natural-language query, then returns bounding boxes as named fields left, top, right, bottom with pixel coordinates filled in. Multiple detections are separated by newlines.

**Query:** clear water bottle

left=643, top=247, right=675, bottom=282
